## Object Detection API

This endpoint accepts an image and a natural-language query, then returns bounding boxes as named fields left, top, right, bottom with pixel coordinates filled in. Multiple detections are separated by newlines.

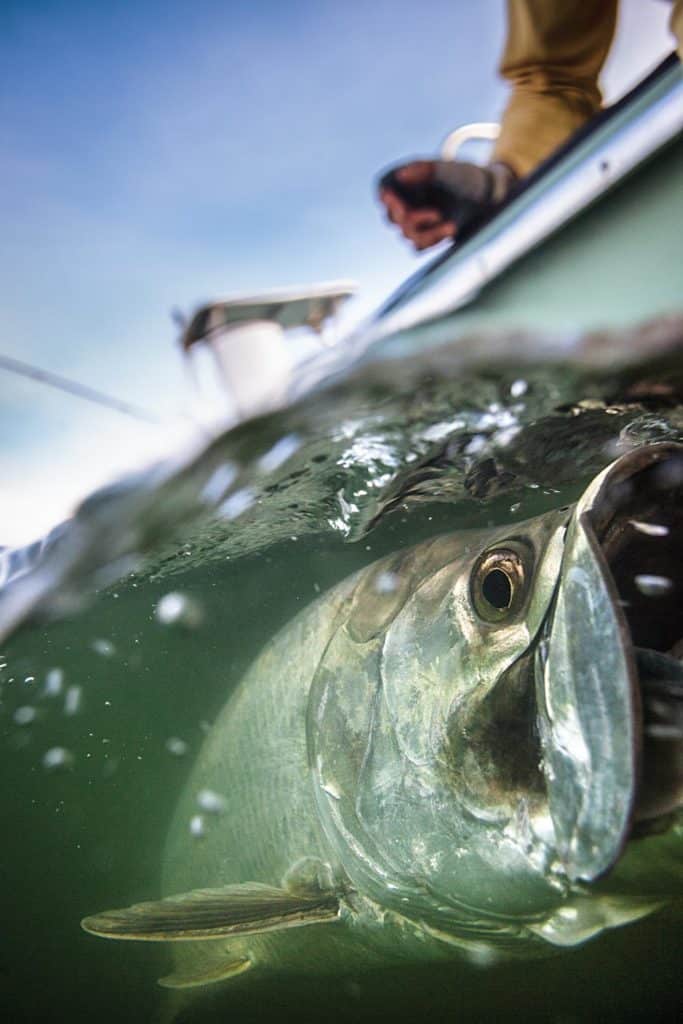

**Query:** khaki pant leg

left=670, top=0, right=683, bottom=55
left=493, top=0, right=618, bottom=176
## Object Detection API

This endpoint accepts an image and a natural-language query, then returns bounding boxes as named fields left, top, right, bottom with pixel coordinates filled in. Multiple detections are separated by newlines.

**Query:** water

left=1, top=323, right=682, bottom=1022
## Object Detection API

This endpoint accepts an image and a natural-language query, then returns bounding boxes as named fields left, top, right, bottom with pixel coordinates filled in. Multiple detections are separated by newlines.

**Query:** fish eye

left=471, top=548, right=527, bottom=623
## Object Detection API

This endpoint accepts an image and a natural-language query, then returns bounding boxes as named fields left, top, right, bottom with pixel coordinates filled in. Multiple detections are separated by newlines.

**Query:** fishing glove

left=378, top=159, right=516, bottom=238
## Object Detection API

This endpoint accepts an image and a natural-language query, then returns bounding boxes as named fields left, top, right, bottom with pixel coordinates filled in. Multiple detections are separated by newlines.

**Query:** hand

left=379, top=161, right=456, bottom=251
left=378, top=159, right=515, bottom=251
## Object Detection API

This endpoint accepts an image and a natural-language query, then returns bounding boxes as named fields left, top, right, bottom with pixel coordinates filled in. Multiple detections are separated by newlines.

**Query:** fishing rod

left=0, top=352, right=161, bottom=424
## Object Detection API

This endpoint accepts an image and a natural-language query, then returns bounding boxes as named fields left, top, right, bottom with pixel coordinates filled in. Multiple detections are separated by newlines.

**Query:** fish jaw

left=534, top=507, right=638, bottom=883
left=537, top=443, right=683, bottom=884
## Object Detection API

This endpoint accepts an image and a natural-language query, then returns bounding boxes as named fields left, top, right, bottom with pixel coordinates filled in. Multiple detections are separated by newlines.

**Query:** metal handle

left=440, top=122, right=500, bottom=161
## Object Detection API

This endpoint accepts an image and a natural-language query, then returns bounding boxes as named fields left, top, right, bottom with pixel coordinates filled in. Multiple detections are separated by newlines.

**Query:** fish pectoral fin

left=81, top=881, right=340, bottom=941
left=158, top=954, right=252, bottom=989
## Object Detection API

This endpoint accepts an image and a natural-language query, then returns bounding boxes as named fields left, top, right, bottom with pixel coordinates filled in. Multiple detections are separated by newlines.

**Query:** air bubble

left=494, top=426, right=521, bottom=447
left=13, top=705, right=36, bottom=726
left=466, top=943, right=500, bottom=969
left=197, top=789, right=227, bottom=814
left=634, top=574, right=673, bottom=597
left=629, top=521, right=669, bottom=538
left=645, top=723, right=683, bottom=740
left=219, top=487, right=255, bottom=520
left=44, top=668, right=64, bottom=697
left=258, top=434, right=302, bottom=473
left=92, top=638, right=115, bottom=658
left=43, top=747, right=74, bottom=772
left=189, top=814, right=205, bottom=838
left=464, top=435, right=487, bottom=456
left=64, top=686, right=82, bottom=716
left=155, top=592, right=204, bottom=629
left=166, top=737, right=188, bottom=757
left=374, top=571, right=400, bottom=594
left=201, top=462, right=237, bottom=504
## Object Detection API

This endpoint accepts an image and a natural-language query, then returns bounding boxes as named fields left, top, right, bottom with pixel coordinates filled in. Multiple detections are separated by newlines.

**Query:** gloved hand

left=378, top=159, right=516, bottom=251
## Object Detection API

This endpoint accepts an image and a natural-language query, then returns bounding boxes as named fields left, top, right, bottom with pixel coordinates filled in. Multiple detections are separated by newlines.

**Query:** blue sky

left=0, top=0, right=673, bottom=543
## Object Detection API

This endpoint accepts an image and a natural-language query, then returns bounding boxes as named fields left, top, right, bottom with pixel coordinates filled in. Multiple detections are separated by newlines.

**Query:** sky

left=0, top=0, right=674, bottom=545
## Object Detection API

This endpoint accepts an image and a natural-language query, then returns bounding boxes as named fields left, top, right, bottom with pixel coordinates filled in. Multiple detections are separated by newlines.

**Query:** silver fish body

left=83, top=444, right=683, bottom=991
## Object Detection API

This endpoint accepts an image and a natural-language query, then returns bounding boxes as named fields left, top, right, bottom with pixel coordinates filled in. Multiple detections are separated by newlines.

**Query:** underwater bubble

left=219, top=487, right=256, bottom=520
left=493, top=425, right=522, bottom=447
left=155, top=592, right=204, bottom=629
left=64, top=686, right=82, bottom=716
left=258, top=434, right=302, bottom=473
left=24, top=675, right=35, bottom=686
left=464, top=435, right=487, bottom=456
left=91, top=638, right=115, bottom=658
left=166, top=736, right=188, bottom=757
left=629, top=520, right=669, bottom=538
left=13, top=705, right=36, bottom=726
left=465, top=943, right=500, bottom=969
left=197, top=788, right=227, bottom=814
left=189, top=814, right=205, bottom=838
left=510, top=379, right=528, bottom=398
left=328, top=516, right=351, bottom=536
left=43, top=747, right=74, bottom=772
left=634, top=574, right=673, bottom=597
left=645, top=723, right=683, bottom=740
left=603, top=437, right=628, bottom=459
left=44, top=668, right=64, bottom=697
left=374, top=571, right=400, bottom=595
left=421, top=418, right=466, bottom=442
left=201, top=462, right=237, bottom=505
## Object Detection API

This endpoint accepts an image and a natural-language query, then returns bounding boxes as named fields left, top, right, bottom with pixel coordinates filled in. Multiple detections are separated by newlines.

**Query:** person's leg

left=670, top=0, right=683, bottom=54
left=493, top=0, right=618, bottom=177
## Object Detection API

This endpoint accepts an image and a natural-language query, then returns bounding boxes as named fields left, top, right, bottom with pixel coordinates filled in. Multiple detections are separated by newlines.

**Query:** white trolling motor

left=177, top=280, right=356, bottom=427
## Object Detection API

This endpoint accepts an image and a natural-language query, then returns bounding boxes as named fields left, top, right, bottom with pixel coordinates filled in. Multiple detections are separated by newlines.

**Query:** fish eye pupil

left=482, top=568, right=512, bottom=610
left=471, top=547, right=528, bottom=623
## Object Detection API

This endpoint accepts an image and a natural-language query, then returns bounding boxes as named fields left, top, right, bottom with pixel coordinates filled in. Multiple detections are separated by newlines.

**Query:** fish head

left=310, top=443, right=682, bottom=943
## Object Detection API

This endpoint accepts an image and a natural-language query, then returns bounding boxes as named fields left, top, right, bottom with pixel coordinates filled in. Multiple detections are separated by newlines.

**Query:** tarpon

left=82, top=443, right=682, bottom=993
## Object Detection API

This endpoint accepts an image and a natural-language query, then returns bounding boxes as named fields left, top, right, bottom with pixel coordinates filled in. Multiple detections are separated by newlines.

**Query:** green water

left=2, top=327, right=682, bottom=1022
left=1, top=488, right=680, bottom=1024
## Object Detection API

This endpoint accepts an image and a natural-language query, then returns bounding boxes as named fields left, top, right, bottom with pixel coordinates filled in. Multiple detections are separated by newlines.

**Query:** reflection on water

left=1, top=321, right=682, bottom=1022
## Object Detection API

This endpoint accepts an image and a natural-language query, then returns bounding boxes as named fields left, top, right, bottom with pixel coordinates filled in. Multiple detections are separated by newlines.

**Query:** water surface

left=1, top=321, right=681, bottom=1022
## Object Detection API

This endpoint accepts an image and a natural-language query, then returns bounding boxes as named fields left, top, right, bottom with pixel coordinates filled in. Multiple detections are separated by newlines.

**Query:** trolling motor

left=177, top=280, right=356, bottom=427
left=177, top=125, right=502, bottom=427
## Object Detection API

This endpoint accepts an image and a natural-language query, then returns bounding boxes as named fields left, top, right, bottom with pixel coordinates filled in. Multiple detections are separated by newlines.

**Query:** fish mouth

left=585, top=444, right=683, bottom=832
left=537, top=443, right=683, bottom=883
